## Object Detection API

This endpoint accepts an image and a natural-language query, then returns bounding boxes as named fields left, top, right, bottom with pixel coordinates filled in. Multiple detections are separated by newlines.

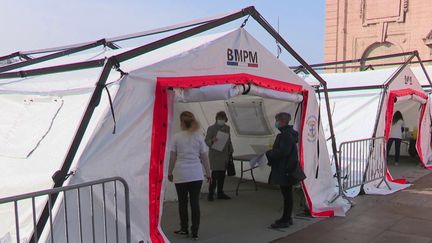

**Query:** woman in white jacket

left=387, top=111, right=405, bottom=166
left=168, top=111, right=211, bottom=240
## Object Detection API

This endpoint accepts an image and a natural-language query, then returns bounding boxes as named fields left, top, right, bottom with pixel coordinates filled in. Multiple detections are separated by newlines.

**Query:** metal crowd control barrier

left=331, top=137, right=391, bottom=203
left=0, top=177, right=131, bottom=243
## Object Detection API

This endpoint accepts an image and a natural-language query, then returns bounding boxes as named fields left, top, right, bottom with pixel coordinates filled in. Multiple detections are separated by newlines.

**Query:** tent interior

left=389, top=98, right=423, bottom=160
left=164, top=88, right=302, bottom=201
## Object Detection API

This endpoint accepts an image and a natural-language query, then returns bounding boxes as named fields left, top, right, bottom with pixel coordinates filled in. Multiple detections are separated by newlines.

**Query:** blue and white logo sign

left=306, top=115, right=318, bottom=142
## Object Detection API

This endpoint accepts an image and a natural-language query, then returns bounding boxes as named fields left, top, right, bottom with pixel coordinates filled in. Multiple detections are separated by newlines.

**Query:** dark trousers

left=387, top=138, right=401, bottom=162
left=175, top=180, right=203, bottom=235
left=280, top=185, right=293, bottom=221
left=208, top=170, right=226, bottom=196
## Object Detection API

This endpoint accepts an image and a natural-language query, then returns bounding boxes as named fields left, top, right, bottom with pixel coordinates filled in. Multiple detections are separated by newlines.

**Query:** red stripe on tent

left=384, top=88, right=428, bottom=184
left=158, top=73, right=303, bottom=93
left=149, top=82, right=168, bottom=243
left=416, top=103, right=427, bottom=165
left=298, top=91, right=335, bottom=218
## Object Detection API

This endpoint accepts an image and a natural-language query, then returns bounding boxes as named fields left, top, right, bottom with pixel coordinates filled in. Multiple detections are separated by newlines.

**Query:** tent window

left=0, top=96, right=63, bottom=159
left=226, top=98, right=273, bottom=136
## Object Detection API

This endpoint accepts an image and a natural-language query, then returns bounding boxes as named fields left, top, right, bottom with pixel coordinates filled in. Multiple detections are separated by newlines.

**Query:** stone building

left=324, top=0, right=432, bottom=71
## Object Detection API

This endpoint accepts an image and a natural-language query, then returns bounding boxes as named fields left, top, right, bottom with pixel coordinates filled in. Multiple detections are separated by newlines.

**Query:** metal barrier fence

left=0, top=177, right=131, bottom=243
left=331, top=137, right=391, bottom=203
left=338, top=137, right=391, bottom=192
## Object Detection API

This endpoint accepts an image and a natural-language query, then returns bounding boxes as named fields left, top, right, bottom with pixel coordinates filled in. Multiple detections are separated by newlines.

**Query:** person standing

left=205, top=111, right=234, bottom=201
left=266, top=112, right=299, bottom=228
left=387, top=111, right=405, bottom=166
left=168, top=111, right=211, bottom=240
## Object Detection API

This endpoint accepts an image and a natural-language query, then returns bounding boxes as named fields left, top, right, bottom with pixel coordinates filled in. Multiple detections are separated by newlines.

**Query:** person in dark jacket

left=205, top=111, right=234, bottom=201
left=266, top=112, right=299, bottom=228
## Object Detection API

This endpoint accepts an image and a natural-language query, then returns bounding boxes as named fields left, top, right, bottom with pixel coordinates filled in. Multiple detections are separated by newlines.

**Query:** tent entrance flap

left=174, top=84, right=303, bottom=103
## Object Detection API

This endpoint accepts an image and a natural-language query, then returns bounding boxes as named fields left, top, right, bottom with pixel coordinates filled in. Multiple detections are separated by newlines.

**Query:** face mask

left=217, top=120, right=226, bottom=126
left=275, top=121, right=280, bottom=129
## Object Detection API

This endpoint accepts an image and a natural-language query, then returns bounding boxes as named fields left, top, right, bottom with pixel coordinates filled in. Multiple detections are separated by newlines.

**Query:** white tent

left=0, top=28, right=351, bottom=243
left=304, top=66, right=432, bottom=196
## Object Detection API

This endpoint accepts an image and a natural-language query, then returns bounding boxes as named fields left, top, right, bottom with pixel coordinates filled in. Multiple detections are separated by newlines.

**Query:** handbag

left=289, top=162, right=306, bottom=184
left=226, top=155, right=236, bottom=176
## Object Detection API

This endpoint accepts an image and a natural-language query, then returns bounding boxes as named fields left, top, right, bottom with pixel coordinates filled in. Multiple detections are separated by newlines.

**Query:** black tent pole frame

left=247, top=10, right=342, bottom=195
left=0, top=8, right=246, bottom=73
left=22, top=6, right=342, bottom=240
left=0, top=52, right=31, bottom=63
left=0, top=39, right=114, bottom=73
left=303, top=59, right=432, bottom=72
left=291, top=51, right=417, bottom=72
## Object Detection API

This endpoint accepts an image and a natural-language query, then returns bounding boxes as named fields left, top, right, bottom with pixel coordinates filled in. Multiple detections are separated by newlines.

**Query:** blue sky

left=1, top=1, right=325, bottom=65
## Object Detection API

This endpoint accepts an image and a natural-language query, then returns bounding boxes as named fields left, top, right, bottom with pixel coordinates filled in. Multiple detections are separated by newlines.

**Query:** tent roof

left=0, top=28, right=312, bottom=95
left=0, top=30, right=237, bottom=94
left=304, top=65, right=432, bottom=90
left=304, top=67, right=399, bottom=88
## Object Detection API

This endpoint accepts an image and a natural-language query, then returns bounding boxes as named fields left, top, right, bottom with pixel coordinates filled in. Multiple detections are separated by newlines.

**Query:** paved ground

left=275, top=157, right=432, bottom=243
left=161, top=156, right=431, bottom=243
left=161, top=178, right=320, bottom=243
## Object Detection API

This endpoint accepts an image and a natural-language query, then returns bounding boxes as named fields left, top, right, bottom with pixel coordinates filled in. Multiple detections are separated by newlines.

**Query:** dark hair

left=275, top=112, right=291, bottom=123
left=180, top=111, right=199, bottom=132
left=215, top=111, right=228, bottom=122
left=392, top=111, right=403, bottom=125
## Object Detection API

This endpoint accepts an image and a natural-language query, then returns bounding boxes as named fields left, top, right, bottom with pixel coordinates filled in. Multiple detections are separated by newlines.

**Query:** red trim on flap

left=149, top=82, right=168, bottom=243
left=149, top=73, right=333, bottom=242
left=384, top=88, right=428, bottom=184
left=416, top=104, right=427, bottom=164
left=157, top=73, right=303, bottom=93
left=299, top=91, right=334, bottom=217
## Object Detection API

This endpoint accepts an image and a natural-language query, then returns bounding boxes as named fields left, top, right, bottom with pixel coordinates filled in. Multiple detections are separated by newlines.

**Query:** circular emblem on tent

left=306, top=115, right=318, bottom=142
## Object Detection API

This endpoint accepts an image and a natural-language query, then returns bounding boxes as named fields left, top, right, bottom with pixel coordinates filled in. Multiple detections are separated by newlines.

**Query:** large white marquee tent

left=0, top=8, right=350, bottom=243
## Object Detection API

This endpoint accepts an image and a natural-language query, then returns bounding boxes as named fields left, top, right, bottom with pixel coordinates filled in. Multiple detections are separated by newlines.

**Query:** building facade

left=325, top=0, right=432, bottom=71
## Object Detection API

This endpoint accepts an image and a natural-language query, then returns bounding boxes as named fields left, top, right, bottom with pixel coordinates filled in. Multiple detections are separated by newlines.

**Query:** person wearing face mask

left=266, top=112, right=299, bottom=228
left=205, top=111, right=234, bottom=201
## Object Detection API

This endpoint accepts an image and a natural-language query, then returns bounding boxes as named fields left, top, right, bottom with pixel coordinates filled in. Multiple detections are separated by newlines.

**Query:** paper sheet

left=249, top=153, right=268, bottom=168
left=212, top=131, right=229, bottom=151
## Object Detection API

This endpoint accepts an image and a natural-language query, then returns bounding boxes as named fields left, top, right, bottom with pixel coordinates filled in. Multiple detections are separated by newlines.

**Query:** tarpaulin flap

left=174, top=84, right=242, bottom=102
left=173, top=83, right=303, bottom=103
left=396, top=94, right=427, bottom=104
left=248, top=84, right=303, bottom=103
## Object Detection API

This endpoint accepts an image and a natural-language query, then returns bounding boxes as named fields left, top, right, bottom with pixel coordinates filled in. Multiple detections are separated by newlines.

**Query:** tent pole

left=0, top=39, right=110, bottom=73
left=415, top=51, right=432, bottom=88
left=0, top=59, right=106, bottom=79
left=0, top=52, right=30, bottom=63
left=30, top=58, right=115, bottom=243
left=114, top=7, right=253, bottom=63
left=249, top=9, right=342, bottom=199
left=383, top=53, right=417, bottom=88
left=291, top=51, right=417, bottom=70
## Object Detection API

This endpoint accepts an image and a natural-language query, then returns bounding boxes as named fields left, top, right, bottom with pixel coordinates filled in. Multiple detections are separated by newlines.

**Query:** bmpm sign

left=226, top=48, right=259, bottom=68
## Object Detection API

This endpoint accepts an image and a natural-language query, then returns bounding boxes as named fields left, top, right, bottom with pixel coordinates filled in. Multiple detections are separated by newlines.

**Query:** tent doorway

left=385, top=90, right=428, bottom=178
left=151, top=73, right=319, bottom=241
left=161, top=89, right=307, bottom=241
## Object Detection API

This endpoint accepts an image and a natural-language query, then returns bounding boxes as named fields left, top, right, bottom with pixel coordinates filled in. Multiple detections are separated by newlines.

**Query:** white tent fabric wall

left=0, top=67, right=120, bottom=242
left=0, top=28, right=350, bottom=243
left=304, top=66, right=431, bottom=197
